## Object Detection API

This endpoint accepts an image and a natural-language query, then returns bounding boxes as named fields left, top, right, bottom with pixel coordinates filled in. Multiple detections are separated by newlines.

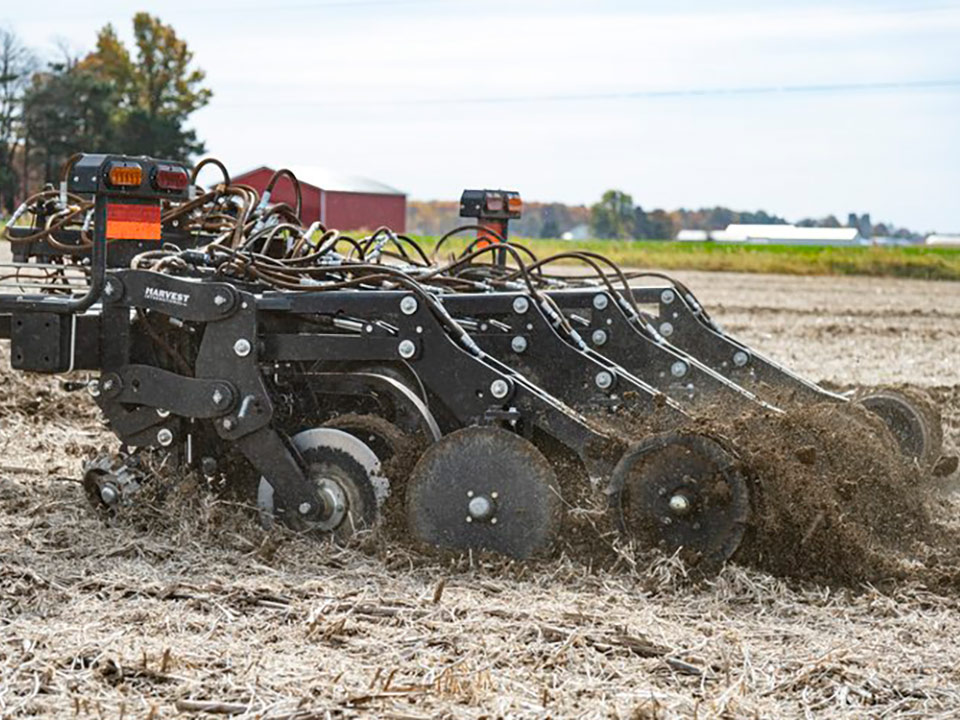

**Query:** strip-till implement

left=0, top=154, right=945, bottom=570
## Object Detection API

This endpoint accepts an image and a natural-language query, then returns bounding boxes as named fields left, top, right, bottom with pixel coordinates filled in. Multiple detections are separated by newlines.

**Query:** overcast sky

left=5, top=0, right=960, bottom=231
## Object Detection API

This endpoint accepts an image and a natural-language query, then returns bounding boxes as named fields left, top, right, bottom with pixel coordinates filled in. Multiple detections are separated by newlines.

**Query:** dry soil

left=1, top=271, right=959, bottom=719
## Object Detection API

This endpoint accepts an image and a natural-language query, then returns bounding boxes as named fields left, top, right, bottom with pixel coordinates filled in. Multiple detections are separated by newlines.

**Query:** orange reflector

left=106, top=203, right=162, bottom=241
left=507, top=195, right=523, bottom=214
left=108, top=163, right=143, bottom=188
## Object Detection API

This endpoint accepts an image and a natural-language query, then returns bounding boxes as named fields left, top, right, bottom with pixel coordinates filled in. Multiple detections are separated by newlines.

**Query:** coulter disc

left=858, top=389, right=941, bottom=468
left=406, top=426, right=562, bottom=559
left=259, top=428, right=384, bottom=539
left=611, top=432, right=751, bottom=570
left=321, top=413, right=421, bottom=483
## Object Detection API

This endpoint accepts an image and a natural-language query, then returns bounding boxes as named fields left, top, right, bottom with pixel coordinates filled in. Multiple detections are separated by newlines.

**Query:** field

left=422, top=237, right=960, bottom=280
left=4, top=222, right=960, bottom=279
left=1, top=270, right=960, bottom=718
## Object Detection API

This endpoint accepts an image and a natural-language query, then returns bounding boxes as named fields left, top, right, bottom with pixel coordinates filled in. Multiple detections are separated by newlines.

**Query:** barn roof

left=235, top=165, right=405, bottom=196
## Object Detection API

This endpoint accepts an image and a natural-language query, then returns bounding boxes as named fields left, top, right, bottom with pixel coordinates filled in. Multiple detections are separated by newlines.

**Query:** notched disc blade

left=406, top=426, right=562, bottom=559
left=612, top=432, right=751, bottom=570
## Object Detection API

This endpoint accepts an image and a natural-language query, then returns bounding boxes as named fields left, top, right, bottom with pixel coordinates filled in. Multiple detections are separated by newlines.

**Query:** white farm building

left=675, top=224, right=863, bottom=246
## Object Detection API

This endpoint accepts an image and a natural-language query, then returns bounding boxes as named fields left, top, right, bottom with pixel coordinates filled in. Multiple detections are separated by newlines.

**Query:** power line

left=215, top=78, right=960, bottom=109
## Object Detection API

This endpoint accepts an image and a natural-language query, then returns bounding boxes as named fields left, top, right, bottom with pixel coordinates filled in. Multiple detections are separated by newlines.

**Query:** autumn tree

left=590, top=190, right=635, bottom=239
left=81, top=13, right=211, bottom=158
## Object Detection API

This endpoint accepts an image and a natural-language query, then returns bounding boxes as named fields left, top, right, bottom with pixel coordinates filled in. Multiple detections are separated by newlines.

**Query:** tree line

left=408, top=189, right=921, bottom=240
left=0, top=14, right=210, bottom=213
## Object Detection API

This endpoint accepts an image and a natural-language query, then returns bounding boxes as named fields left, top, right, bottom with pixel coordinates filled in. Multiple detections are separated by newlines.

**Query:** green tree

left=82, top=13, right=210, bottom=159
left=590, top=190, right=635, bottom=239
left=22, top=59, right=117, bottom=183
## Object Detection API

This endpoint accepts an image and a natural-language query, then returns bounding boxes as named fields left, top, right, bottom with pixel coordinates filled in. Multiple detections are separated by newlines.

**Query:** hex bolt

left=671, top=361, right=688, bottom=378
left=101, top=378, right=115, bottom=393
left=400, top=295, right=419, bottom=315
left=214, top=294, right=228, bottom=307
left=222, top=418, right=235, bottom=431
left=512, top=296, right=530, bottom=314
left=233, top=338, right=252, bottom=357
left=398, top=339, right=416, bottom=359
left=103, top=281, right=116, bottom=297
left=511, top=336, right=528, bottom=353
left=490, top=379, right=510, bottom=399
left=592, top=329, right=608, bottom=347
left=156, top=428, right=174, bottom=447
left=212, top=388, right=225, bottom=406
left=733, top=351, right=750, bottom=367
left=661, top=289, right=676, bottom=305
left=595, top=371, right=614, bottom=390
left=669, top=494, right=692, bottom=515
left=592, top=293, right=609, bottom=311
left=299, top=502, right=312, bottom=515
left=100, top=485, right=119, bottom=505
left=659, top=322, right=674, bottom=337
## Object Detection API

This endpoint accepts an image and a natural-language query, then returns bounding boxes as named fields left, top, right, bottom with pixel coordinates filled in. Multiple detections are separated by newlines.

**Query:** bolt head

left=595, top=371, right=614, bottom=390
left=103, top=282, right=115, bottom=297
left=668, top=494, right=692, bottom=515
left=733, top=351, right=749, bottom=368
left=592, top=293, right=609, bottom=311
left=490, top=379, right=510, bottom=399
left=400, top=295, right=419, bottom=315
left=100, top=485, right=119, bottom=505
left=214, top=294, right=227, bottom=306
left=299, top=502, right=312, bottom=515
left=661, top=289, right=676, bottom=305
left=512, top=296, right=530, bottom=314
left=671, top=361, right=687, bottom=378
left=212, top=389, right=224, bottom=405
left=468, top=496, right=494, bottom=521
left=156, top=428, right=174, bottom=447
left=222, top=418, right=235, bottom=431
left=398, top=339, right=416, bottom=359
left=511, top=336, right=528, bottom=353
left=659, top=322, right=674, bottom=338
left=233, top=338, right=252, bottom=357
left=591, top=329, right=608, bottom=347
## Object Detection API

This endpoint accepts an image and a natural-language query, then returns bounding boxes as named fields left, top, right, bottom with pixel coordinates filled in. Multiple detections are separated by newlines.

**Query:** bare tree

left=0, top=26, right=36, bottom=213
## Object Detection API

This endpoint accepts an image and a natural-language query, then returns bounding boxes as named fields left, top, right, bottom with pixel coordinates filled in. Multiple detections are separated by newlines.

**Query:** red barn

left=232, top=166, right=406, bottom=233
